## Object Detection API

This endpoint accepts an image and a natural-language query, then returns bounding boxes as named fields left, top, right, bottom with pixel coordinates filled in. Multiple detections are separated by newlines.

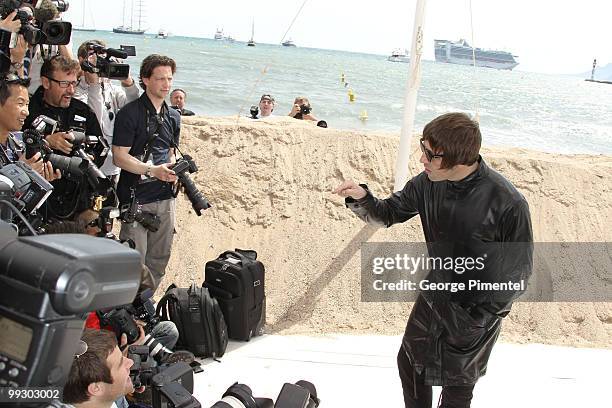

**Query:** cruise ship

left=434, top=39, right=518, bottom=70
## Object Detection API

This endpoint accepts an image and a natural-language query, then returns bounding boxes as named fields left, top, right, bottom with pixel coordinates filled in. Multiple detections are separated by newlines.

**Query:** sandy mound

left=160, top=116, right=612, bottom=348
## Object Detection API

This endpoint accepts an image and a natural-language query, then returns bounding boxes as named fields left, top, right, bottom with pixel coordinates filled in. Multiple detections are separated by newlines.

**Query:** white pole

left=393, top=0, right=427, bottom=191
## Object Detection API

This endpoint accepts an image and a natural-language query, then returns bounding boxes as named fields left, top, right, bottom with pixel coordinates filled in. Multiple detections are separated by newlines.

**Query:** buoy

left=359, top=110, right=368, bottom=121
left=348, top=89, right=355, bottom=102
left=340, top=72, right=345, bottom=84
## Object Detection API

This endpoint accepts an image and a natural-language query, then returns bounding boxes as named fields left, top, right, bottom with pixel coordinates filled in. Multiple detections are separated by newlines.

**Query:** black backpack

left=156, top=283, right=228, bottom=358
left=203, top=249, right=266, bottom=341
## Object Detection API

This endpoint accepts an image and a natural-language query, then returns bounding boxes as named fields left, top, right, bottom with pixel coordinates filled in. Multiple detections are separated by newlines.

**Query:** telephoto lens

left=210, top=383, right=274, bottom=408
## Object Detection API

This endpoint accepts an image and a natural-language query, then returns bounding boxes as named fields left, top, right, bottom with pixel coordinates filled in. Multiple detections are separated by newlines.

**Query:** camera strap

left=142, top=102, right=167, bottom=164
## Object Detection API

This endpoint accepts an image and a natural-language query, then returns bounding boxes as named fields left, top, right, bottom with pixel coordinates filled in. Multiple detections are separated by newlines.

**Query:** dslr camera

left=80, top=42, right=131, bottom=80
left=0, top=0, right=72, bottom=46
left=300, top=104, right=311, bottom=115
left=120, top=188, right=161, bottom=232
left=211, top=381, right=320, bottom=408
left=172, top=154, right=211, bottom=216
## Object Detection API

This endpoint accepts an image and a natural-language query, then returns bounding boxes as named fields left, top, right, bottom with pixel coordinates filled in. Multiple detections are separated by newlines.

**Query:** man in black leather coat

left=334, top=112, right=533, bottom=408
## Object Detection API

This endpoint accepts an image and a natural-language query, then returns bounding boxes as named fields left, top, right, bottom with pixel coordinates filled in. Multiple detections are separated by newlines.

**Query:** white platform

left=191, top=334, right=611, bottom=407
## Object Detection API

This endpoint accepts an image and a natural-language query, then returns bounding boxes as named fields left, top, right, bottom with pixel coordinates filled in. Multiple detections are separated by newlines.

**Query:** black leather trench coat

left=346, top=158, right=533, bottom=385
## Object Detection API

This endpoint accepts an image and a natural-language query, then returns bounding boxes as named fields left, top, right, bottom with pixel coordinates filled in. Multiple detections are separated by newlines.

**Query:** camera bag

left=156, top=282, right=228, bottom=358
left=203, top=249, right=266, bottom=341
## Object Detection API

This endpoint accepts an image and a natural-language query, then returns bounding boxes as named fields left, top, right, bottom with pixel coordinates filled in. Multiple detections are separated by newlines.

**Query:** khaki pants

left=120, top=198, right=175, bottom=289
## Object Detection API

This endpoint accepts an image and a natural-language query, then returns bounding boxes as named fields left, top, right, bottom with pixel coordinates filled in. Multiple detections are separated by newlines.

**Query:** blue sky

left=67, top=0, right=611, bottom=74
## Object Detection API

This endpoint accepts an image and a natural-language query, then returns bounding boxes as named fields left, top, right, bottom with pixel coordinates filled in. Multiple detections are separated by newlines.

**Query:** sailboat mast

left=81, top=0, right=86, bottom=27
left=130, top=0, right=134, bottom=29
left=251, top=19, right=254, bottom=41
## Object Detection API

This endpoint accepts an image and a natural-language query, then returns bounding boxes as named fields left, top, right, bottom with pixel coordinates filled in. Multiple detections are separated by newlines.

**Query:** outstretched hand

left=333, top=180, right=367, bottom=200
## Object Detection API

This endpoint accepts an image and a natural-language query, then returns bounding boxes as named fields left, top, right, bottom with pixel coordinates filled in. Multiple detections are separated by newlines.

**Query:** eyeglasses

left=419, top=139, right=444, bottom=162
left=87, top=218, right=99, bottom=228
left=46, top=77, right=78, bottom=88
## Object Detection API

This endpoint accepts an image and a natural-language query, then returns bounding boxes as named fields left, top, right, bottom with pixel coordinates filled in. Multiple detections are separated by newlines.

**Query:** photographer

left=0, top=72, right=60, bottom=180
left=55, top=329, right=137, bottom=408
left=113, top=54, right=180, bottom=287
left=75, top=39, right=139, bottom=179
left=23, top=54, right=106, bottom=219
left=249, top=93, right=275, bottom=119
left=24, top=0, right=74, bottom=92
left=0, top=9, right=26, bottom=77
left=288, top=96, right=327, bottom=128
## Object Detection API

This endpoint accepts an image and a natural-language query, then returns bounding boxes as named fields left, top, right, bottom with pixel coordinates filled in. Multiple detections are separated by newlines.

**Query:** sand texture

left=160, top=116, right=612, bottom=348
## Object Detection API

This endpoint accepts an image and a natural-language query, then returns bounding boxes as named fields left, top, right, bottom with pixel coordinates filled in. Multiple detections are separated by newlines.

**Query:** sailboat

left=73, top=0, right=95, bottom=32
left=113, top=0, right=146, bottom=35
left=247, top=19, right=255, bottom=47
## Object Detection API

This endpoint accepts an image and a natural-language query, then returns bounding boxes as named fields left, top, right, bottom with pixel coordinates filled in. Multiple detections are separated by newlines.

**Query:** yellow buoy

left=348, top=89, right=355, bottom=102
left=359, top=110, right=368, bottom=121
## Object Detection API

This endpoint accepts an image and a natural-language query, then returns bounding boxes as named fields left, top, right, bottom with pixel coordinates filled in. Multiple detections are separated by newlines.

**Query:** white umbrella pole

left=393, top=0, right=427, bottom=191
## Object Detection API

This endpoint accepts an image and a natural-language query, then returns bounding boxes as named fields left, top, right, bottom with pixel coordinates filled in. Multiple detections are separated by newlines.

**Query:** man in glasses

left=334, top=112, right=533, bottom=408
left=23, top=55, right=105, bottom=220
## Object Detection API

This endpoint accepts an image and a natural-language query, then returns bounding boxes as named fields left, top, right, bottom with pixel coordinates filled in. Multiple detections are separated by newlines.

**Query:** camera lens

left=177, top=172, right=211, bottom=216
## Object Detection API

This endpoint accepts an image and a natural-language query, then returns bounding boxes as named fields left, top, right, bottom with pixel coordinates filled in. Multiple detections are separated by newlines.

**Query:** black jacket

left=24, top=87, right=106, bottom=219
left=346, top=158, right=533, bottom=385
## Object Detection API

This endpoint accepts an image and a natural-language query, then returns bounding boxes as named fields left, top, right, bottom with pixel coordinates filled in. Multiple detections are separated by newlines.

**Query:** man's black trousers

left=397, top=347, right=475, bottom=408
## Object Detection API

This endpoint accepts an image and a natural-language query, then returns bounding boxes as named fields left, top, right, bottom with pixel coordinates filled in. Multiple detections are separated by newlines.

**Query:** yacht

left=387, top=48, right=410, bottom=63
left=434, top=39, right=519, bottom=70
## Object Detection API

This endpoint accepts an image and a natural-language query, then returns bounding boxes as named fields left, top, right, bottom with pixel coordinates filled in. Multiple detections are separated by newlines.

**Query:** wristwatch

left=145, top=165, right=152, bottom=177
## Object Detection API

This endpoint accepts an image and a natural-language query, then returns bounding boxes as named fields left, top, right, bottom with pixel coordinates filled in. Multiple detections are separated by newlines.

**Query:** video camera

left=0, top=0, right=72, bottom=46
left=80, top=42, right=131, bottom=80
left=0, top=220, right=142, bottom=390
left=172, top=154, right=211, bottom=216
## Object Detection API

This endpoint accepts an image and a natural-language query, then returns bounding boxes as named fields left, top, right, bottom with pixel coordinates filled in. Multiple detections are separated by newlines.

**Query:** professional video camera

left=0, top=220, right=142, bottom=391
left=172, top=154, right=211, bottom=216
left=0, top=0, right=72, bottom=46
left=0, top=161, right=53, bottom=233
left=80, top=42, right=131, bottom=80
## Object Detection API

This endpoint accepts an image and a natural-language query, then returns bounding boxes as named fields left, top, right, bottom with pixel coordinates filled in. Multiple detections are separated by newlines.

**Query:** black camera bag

left=156, top=282, right=228, bottom=358
left=203, top=249, right=266, bottom=341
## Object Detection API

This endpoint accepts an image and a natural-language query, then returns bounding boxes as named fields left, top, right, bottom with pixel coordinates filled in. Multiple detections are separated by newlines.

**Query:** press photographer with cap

left=22, top=55, right=106, bottom=219
left=74, top=39, right=139, bottom=179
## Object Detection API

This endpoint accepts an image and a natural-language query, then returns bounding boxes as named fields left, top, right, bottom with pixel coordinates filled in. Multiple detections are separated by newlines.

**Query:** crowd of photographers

left=0, top=2, right=321, bottom=407
left=0, top=1, right=209, bottom=407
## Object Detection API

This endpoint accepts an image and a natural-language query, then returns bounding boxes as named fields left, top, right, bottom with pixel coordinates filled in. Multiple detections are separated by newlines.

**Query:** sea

left=72, top=31, right=612, bottom=155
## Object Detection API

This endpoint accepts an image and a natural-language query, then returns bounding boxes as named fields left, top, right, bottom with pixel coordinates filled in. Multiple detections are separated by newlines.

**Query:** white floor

left=191, top=334, right=611, bottom=407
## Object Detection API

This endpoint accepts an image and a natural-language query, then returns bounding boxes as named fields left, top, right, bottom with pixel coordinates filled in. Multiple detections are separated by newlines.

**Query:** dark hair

left=77, top=40, right=106, bottom=60
left=63, top=329, right=117, bottom=404
left=0, top=77, right=30, bottom=106
left=33, top=0, right=58, bottom=24
left=40, top=55, right=80, bottom=79
left=171, top=88, right=186, bottom=97
left=139, top=54, right=176, bottom=91
left=422, top=112, right=481, bottom=169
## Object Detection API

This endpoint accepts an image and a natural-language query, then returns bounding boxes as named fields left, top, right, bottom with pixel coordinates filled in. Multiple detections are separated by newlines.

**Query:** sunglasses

left=74, top=340, right=88, bottom=359
left=419, top=139, right=444, bottom=162
left=46, top=77, right=78, bottom=88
